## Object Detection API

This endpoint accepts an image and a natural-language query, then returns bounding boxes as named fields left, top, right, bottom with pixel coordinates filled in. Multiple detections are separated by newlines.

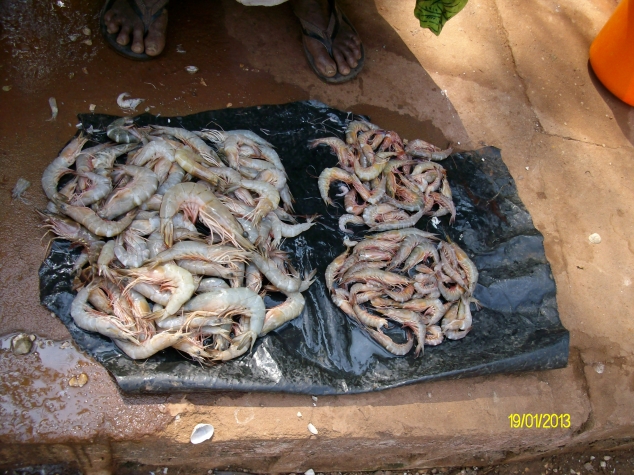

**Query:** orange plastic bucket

left=589, top=0, right=634, bottom=106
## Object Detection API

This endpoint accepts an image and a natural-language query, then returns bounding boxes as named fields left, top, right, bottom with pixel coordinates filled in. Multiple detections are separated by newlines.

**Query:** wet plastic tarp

left=39, top=101, right=569, bottom=394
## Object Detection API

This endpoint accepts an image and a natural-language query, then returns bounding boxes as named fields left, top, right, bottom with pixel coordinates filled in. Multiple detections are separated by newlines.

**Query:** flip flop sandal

left=296, top=0, right=365, bottom=84
left=100, top=0, right=168, bottom=61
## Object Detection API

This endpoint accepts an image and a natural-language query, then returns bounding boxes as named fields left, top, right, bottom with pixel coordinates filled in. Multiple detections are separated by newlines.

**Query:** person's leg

left=291, top=0, right=362, bottom=79
left=103, top=0, right=168, bottom=57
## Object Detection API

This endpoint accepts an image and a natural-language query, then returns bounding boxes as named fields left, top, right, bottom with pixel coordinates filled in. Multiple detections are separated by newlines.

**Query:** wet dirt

left=0, top=333, right=172, bottom=443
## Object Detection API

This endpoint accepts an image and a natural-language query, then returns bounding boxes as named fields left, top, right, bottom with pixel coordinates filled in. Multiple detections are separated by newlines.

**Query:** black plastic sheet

left=39, top=101, right=569, bottom=394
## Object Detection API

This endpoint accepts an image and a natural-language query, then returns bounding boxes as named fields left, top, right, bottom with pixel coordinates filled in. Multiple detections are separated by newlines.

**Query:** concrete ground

left=0, top=0, right=633, bottom=473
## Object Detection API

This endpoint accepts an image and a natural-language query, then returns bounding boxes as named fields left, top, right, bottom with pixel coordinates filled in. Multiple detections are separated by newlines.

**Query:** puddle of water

left=0, top=333, right=171, bottom=442
left=0, top=334, right=99, bottom=440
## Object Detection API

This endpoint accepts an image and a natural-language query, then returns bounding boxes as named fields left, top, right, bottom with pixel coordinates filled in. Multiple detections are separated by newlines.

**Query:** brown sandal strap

left=129, top=0, right=169, bottom=34
left=296, top=0, right=338, bottom=57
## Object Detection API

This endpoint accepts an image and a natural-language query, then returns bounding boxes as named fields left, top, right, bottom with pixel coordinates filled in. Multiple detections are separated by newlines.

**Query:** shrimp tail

left=160, top=218, right=174, bottom=247
left=99, top=265, right=119, bottom=283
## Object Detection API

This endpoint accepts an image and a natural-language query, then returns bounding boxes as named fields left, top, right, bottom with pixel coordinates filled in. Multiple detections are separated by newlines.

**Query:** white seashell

left=307, top=423, right=318, bottom=435
left=311, top=396, right=318, bottom=402
left=297, top=412, right=302, bottom=417
left=11, top=178, right=31, bottom=202
left=47, top=97, right=58, bottom=121
left=185, top=66, right=199, bottom=74
left=117, top=92, right=144, bottom=112
left=190, top=423, right=214, bottom=444
left=588, top=233, right=601, bottom=244
left=305, top=470, right=315, bottom=475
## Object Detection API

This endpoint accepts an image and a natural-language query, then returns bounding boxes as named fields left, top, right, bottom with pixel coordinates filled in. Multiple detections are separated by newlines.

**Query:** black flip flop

left=296, top=0, right=365, bottom=84
left=100, top=0, right=168, bottom=61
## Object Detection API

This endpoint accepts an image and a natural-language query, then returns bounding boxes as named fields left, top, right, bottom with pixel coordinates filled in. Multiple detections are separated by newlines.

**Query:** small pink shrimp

left=325, top=248, right=350, bottom=292
left=339, top=214, right=365, bottom=234
left=310, top=137, right=355, bottom=168
left=425, top=325, right=444, bottom=346
left=344, top=189, right=367, bottom=215
left=352, top=303, right=389, bottom=331
left=366, top=327, right=414, bottom=356
left=341, top=268, right=412, bottom=288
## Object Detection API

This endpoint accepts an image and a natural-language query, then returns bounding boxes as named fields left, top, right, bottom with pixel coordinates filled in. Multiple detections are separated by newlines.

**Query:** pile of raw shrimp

left=313, top=120, right=454, bottom=235
left=325, top=228, right=478, bottom=357
left=40, top=118, right=317, bottom=363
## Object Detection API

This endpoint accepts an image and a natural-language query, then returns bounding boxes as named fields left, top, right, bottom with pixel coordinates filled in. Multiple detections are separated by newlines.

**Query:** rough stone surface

left=0, top=0, right=633, bottom=473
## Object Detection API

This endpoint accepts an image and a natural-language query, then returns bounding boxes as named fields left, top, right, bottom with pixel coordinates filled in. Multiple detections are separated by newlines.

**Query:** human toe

left=104, top=9, right=116, bottom=24
left=144, top=36, right=165, bottom=57
left=305, top=37, right=337, bottom=77
left=106, top=14, right=122, bottom=35
left=315, top=55, right=337, bottom=77
left=333, top=48, right=351, bottom=76
left=131, top=27, right=145, bottom=54
left=144, top=11, right=167, bottom=56
left=116, top=24, right=132, bottom=46
left=340, top=44, right=359, bottom=69
left=344, top=36, right=362, bottom=61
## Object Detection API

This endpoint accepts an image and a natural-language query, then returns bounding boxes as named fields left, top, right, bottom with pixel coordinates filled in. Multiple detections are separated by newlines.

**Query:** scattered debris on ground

left=6, top=447, right=631, bottom=475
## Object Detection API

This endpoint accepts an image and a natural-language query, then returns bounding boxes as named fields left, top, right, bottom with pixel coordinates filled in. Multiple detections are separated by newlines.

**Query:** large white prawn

left=160, top=182, right=253, bottom=250
left=152, top=125, right=221, bottom=166
left=56, top=202, right=137, bottom=237
left=121, top=263, right=196, bottom=321
left=113, top=331, right=188, bottom=359
left=41, top=135, right=88, bottom=201
left=70, top=283, right=137, bottom=342
left=98, top=165, right=159, bottom=220
left=148, top=241, right=249, bottom=266
left=183, top=288, right=265, bottom=351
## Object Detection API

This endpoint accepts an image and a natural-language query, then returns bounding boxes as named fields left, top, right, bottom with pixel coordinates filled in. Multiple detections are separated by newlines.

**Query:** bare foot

left=103, top=0, right=168, bottom=56
left=291, top=0, right=362, bottom=78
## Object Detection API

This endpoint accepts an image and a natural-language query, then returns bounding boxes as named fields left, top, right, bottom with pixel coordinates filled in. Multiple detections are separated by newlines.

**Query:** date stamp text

left=508, top=413, right=571, bottom=429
